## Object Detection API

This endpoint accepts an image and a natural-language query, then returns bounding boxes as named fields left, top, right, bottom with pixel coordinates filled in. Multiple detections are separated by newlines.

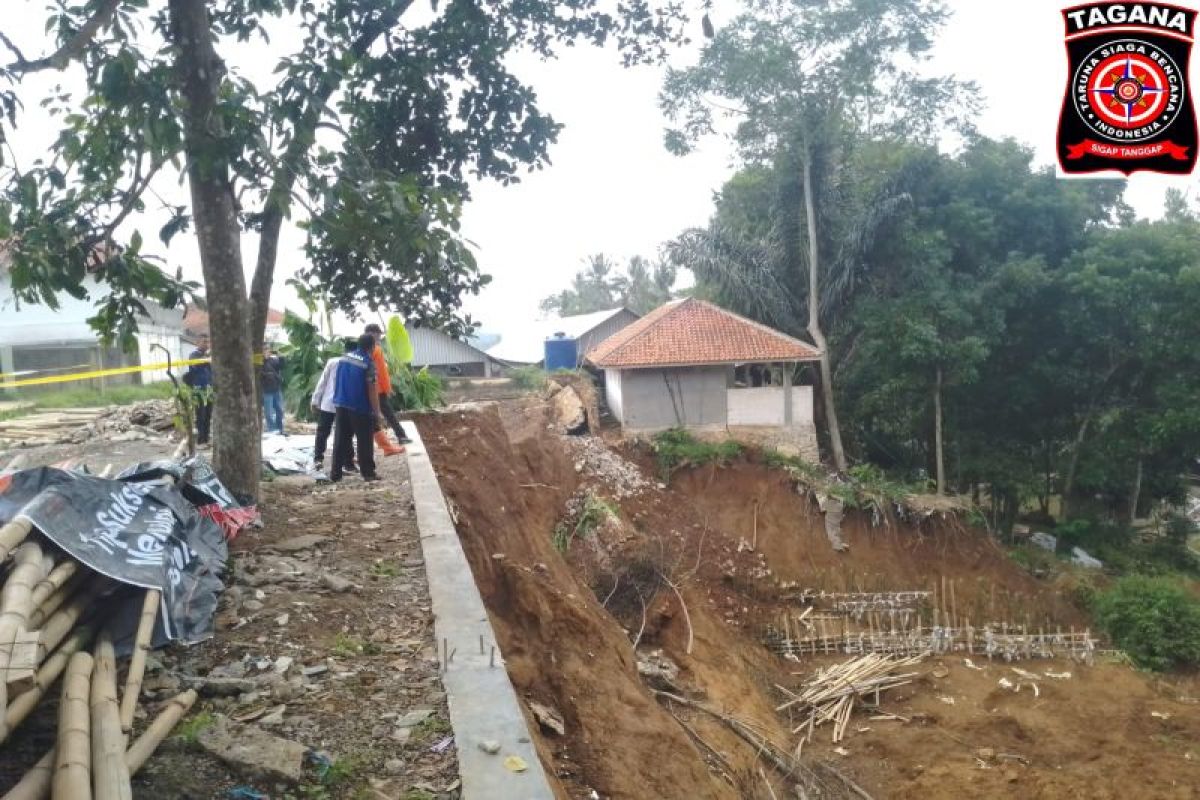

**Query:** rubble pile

left=563, top=435, right=654, bottom=500
left=0, top=400, right=178, bottom=448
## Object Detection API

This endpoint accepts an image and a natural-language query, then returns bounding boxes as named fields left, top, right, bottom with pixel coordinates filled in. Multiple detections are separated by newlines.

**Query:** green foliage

left=540, top=253, right=676, bottom=316
left=510, top=366, right=549, bottom=392
left=410, top=715, right=453, bottom=743
left=554, top=494, right=616, bottom=553
left=0, top=0, right=689, bottom=343
left=278, top=311, right=341, bottom=422
left=651, top=428, right=742, bottom=482
left=385, top=317, right=414, bottom=366
left=1093, top=576, right=1200, bottom=671
left=175, top=711, right=216, bottom=745
left=391, top=365, right=444, bottom=412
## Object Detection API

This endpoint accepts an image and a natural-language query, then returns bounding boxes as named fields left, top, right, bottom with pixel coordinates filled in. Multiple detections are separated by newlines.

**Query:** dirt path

left=0, top=438, right=460, bottom=799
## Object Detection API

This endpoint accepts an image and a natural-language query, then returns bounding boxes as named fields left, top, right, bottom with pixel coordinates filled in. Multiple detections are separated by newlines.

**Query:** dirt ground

left=0, top=432, right=459, bottom=800
left=417, top=397, right=1200, bottom=800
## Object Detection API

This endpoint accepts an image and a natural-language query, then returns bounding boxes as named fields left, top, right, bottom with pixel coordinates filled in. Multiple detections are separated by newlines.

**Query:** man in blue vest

left=330, top=334, right=385, bottom=482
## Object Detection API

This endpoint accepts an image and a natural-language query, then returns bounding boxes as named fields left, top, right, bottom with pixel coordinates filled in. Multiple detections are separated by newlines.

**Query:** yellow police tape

left=0, top=352, right=266, bottom=390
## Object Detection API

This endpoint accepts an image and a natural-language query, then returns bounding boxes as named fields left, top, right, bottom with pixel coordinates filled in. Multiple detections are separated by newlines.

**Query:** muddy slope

left=420, top=402, right=1200, bottom=800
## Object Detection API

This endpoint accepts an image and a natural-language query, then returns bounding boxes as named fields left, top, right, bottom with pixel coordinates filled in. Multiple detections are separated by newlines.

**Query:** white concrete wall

left=727, top=387, right=786, bottom=426
left=727, top=385, right=814, bottom=426
left=136, top=327, right=188, bottom=384
left=620, top=366, right=727, bottom=431
left=791, top=386, right=814, bottom=424
left=604, top=368, right=624, bottom=423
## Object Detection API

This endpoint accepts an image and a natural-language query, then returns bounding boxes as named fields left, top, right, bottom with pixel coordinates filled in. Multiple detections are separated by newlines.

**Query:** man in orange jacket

left=364, top=324, right=412, bottom=454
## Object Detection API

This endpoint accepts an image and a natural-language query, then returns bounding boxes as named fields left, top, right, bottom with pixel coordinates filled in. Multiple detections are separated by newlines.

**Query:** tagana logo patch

left=1059, top=2, right=1198, bottom=175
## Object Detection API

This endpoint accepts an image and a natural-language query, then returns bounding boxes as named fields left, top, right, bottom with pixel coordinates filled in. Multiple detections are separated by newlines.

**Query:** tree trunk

left=934, top=365, right=945, bottom=495
left=169, top=0, right=260, bottom=501
left=801, top=145, right=847, bottom=472
left=1061, top=413, right=1093, bottom=520
left=1128, top=456, right=1143, bottom=524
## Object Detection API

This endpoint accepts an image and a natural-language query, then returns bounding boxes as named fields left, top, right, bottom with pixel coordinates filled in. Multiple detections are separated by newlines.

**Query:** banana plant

left=381, top=315, right=444, bottom=410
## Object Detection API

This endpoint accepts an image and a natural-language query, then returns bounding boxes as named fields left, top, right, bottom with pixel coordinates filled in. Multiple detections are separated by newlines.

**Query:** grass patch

left=553, top=493, right=616, bottom=552
left=2, top=381, right=173, bottom=416
left=174, top=710, right=216, bottom=744
left=330, top=633, right=381, bottom=658
left=410, top=715, right=453, bottom=743
left=509, top=365, right=548, bottom=391
left=403, top=791, right=437, bottom=800
left=651, top=428, right=742, bottom=482
left=370, top=559, right=400, bottom=578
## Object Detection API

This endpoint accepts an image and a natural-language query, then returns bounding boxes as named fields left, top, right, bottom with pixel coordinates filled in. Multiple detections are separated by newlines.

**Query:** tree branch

left=7, top=0, right=124, bottom=74
left=247, top=0, right=416, bottom=350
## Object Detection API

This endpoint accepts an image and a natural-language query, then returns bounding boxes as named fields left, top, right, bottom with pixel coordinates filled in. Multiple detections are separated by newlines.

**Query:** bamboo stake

left=3, top=689, right=199, bottom=800
left=3, top=626, right=96, bottom=744
left=90, top=631, right=132, bottom=800
left=53, top=652, right=93, bottom=800
left=2, top=749, right=54, bottom=800
left=28, top=571, right=87, bottom=632
left=29, top=561, right=80, bottom=612
left=119, top=590, right=159, bottom=733
left=125, top=689, right=198, bottom=773
left=0, top=542, right=46, bottom=736
left=0, top=518, right=32, bottom=564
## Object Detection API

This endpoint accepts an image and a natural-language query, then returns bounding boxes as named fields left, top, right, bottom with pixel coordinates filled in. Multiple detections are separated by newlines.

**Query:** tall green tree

left=540, top=252, right=676, bottom=315
left=0, top=0, right=689, bottom=498
left=660, top=0, right=976, bottom=471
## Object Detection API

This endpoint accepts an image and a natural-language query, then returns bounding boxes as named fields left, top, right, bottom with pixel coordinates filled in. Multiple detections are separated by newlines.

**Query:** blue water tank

left=543, top=333, right=578, bottom=371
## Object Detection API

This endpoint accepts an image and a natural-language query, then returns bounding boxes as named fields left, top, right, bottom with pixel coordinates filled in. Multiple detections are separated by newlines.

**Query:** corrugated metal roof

left=486, top=307, right=639, bottom=364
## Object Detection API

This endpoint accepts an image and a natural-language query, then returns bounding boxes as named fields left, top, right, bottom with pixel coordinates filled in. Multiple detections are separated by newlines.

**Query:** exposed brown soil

left=418, top=398, right=1200, bottom=800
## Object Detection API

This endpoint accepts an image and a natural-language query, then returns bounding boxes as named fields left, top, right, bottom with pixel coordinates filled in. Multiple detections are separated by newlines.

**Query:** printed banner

left=0, top=467, right=228, bottom=643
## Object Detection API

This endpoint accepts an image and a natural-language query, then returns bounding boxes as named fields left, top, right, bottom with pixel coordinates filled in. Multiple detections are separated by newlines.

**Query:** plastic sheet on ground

left=261, top=433, right=322, bottom=477
left=117, top=455, right=260, bottom=540
left=0, top=463, right=228, bottom=644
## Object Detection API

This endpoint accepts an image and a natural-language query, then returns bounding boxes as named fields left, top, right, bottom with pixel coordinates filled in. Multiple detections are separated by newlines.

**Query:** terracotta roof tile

left=587, top=298, right=820, bottom=368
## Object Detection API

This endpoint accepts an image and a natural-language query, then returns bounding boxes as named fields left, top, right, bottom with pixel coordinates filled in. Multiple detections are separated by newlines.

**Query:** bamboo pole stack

left=0, top=525, right=192, bottom=796
left=776, top=653, right=924, bottom=744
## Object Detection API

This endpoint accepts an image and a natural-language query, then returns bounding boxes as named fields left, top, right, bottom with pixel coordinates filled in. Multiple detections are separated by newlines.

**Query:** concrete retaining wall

left=405, top=421, right=555, bottom=800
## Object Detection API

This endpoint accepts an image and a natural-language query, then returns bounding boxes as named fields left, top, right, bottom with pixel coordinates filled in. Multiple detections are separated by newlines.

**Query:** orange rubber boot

left=374, top=430, right=404, bottom=456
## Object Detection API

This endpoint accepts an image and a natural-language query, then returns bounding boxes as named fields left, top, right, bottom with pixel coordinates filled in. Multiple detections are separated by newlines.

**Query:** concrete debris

left=528, top=700, right=566, bottom=736
left=478, top=740, right=502, bottom=755
left=551, top=385, right=588, bottom=434
left=1070, top=546, right=1103, bottom=569
left=396, top=708, right=434, bottom=728
left=1030, top=532, right=1057, bottom=552
left=266, top=534, right=330, bottom=553
left=562, top=436, right=653, bottom=499
left=816, top=493, right=849, bottom=552
left=636, top=649, right=681, bottom=691
left=195, top=714, right=309, bottom=784
left=320, top=572, right=354, bottom=593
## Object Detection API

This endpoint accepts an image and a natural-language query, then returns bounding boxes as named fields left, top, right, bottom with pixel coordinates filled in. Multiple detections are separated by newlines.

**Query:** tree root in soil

left=653, top=689, right=874, bottom=800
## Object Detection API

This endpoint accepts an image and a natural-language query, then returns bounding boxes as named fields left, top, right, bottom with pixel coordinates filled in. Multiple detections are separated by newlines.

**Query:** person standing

left=182, top=333, right=213, bottom=447
left=330, top=334, right=385, bottom=483
left=261, top=344, right=286, bottom=435
left=363, top=323, right=411, bottom=453
left=310, top=338, right=358, bottom=471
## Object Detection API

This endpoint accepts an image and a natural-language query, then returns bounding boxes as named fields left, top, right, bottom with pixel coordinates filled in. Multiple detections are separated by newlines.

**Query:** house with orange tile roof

left=587, top=297, right=822, bottom=459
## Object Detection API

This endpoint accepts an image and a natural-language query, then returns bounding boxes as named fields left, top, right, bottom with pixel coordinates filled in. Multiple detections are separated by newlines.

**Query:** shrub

left=510, top=365, right=548, bottom=391
left=393, top=365, right=444, bottom=411
left=1093, top=576, right=1200, bottom=671
left=651, top=428, right=742, bottom=481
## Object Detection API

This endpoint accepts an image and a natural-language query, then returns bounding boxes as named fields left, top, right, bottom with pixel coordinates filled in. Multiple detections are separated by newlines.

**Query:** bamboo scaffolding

left=29, top=561, right=80, bottom=612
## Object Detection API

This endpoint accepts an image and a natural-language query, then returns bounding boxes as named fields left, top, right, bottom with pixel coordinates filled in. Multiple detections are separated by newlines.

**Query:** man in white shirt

left=310, top=339, right=357, bottom=471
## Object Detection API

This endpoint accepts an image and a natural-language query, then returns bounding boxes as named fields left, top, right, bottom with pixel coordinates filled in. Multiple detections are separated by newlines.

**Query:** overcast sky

left=5, top=1, right=1197, bottom=335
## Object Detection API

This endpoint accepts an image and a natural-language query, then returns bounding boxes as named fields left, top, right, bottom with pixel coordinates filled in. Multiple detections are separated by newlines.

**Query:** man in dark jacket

left=261, top=344, right=286, bottom=435
left=183, top=333, right=213, bottom=446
